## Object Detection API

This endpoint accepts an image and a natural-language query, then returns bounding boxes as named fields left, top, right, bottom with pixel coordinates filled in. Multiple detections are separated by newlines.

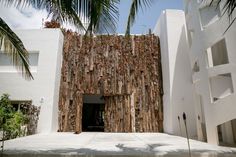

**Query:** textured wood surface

left=58, top=31, right=163, bottom=133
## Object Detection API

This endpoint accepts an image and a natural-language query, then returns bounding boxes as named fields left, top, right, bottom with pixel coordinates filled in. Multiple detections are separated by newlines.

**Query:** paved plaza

left=2, top=132, right=236, bottom=157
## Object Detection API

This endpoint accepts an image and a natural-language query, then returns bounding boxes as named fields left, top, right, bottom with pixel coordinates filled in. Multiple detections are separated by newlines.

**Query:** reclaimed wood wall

left=58, top=31, right=163, bottom=133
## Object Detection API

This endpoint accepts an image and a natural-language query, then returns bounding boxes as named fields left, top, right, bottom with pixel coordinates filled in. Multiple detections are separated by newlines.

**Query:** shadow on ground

left=3, top=143, right=236, bottom=157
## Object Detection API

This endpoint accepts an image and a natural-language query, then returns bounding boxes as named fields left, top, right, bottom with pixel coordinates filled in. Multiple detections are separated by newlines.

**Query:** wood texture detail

left=58, top=32, right=163, bottom=133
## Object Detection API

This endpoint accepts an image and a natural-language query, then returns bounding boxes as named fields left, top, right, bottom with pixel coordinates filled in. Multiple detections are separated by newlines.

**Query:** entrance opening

left=82, top=94, right=105, bottom=132
left=217, top=119, right=236, bottom=147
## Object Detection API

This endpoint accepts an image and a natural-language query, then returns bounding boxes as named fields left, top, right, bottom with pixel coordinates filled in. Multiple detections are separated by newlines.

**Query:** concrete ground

left=2, top=132, right=236, bottom=157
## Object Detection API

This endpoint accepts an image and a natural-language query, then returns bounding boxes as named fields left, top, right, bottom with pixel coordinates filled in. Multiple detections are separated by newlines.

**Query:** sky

left=118, top=0, right=183, bottom=34
left=0, top=0, right=183, bottom=34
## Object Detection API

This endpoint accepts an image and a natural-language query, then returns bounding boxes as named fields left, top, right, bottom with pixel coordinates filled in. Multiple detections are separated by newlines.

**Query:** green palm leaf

left=125, top=0, right=153, bottom=35
left=85, top=0, right=119, bottom=34
left=41, top=0, right=119, bottom=34
left=0, top=18, right=33, bottom=80
left=0, top=0, right=120, bottom=33
left=0, top=0, right=86, bottom=32
left=41, top=0, right=86, bottom=32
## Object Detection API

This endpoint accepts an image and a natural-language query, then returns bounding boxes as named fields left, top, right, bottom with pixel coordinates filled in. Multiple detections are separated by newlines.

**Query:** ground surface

left=3, top=132, right=236, bottom=157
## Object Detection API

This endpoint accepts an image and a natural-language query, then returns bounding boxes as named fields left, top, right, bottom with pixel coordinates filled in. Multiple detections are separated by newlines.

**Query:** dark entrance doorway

left=82, top=95, right=105, bottom=132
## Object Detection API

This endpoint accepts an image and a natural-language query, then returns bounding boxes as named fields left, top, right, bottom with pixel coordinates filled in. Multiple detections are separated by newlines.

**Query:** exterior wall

left=0, top=29, right=64, bottom=133
left=184, top=0, right=236, bottom=144
left=59, top=33, right=163, bottom=133
left=153, top=10, right=197, bottom=139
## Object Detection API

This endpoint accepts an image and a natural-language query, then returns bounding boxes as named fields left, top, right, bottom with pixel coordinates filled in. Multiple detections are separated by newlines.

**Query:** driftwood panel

left=58, top=31, right=163, bottom=133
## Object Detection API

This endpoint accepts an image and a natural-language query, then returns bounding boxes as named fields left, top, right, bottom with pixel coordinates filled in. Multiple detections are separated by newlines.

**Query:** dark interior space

left=82, top=103, right=105, bottom=132
left=217, top=119, right=236, bottom=147
left=11, top=101, right=31, bottom=114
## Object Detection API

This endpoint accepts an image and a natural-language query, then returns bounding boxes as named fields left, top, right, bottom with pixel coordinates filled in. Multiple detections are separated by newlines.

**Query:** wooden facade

left=58, top=31, right=163, bottom=133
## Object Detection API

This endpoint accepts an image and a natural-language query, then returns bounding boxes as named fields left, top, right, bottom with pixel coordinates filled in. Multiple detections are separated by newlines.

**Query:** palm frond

left=0, top=0, right=86, bottom=32
left=43, top=0, right=86, bottom=32
left=210, top=0, right=236, bottom=32
left=0, top=18, right=33, bottom=80
left=211, top=0, right=236, bottom=18
left=85, top=0, right=119, bottom=34
left=0, top=0, right=120, bottom=34
left=125, top=0, right=153, bottom=35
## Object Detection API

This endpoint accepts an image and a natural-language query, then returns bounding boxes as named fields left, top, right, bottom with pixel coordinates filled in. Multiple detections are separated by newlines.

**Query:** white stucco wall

left=184, top=0, right=236, bottom=144
left=0, top=29, right=64, bottom=133
left=153, top=10, right=197, bottom=139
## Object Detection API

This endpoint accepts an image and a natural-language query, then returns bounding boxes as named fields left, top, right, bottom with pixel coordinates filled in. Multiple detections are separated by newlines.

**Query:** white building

left=183, top=0, right=236, bottom=145
left=153, top=10, right=197, bottom=139
left=0, top=29, right=64, bottom=133
left=153, top=1, right=236, bottom=146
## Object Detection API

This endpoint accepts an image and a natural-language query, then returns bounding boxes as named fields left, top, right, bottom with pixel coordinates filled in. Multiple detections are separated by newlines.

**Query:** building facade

left=154, top=2, right=236, bottom=145
left=59, top=32, right=163, bottom=133
left=183, top=0, right=236, bottom=145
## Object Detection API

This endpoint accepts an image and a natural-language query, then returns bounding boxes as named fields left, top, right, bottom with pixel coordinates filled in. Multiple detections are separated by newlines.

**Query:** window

left=209, top=73, right=233, bottom=102
left=206, top=39, right=229, bottom=67
left=199, top=2, right=221, bottom=28
left=11, top=100, right=32, bottom=114
left=193, top=60, right=200, bottom=73
left=0, top=51, right=39, bottom=72
left=217, top=119, right=236, bottom=147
